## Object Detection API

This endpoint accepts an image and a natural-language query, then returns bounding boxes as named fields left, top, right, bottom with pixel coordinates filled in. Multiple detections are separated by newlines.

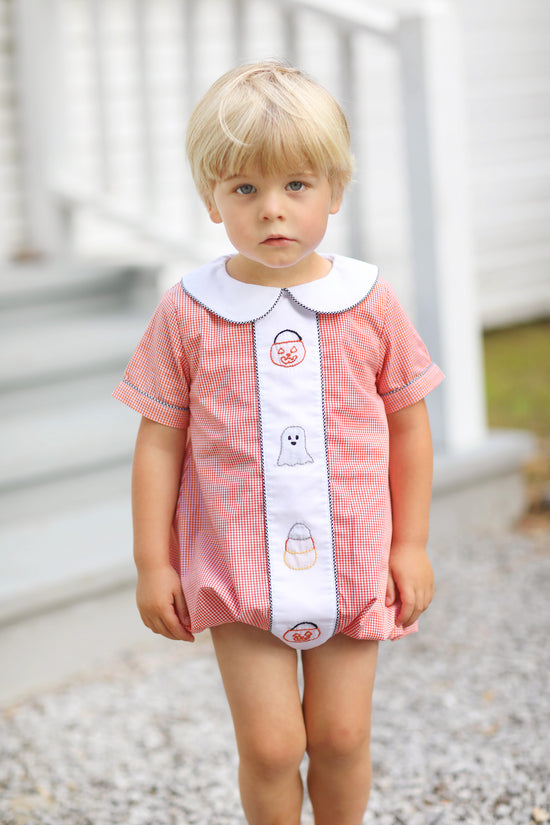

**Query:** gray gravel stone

left=1, top=529, right=549, bottom=824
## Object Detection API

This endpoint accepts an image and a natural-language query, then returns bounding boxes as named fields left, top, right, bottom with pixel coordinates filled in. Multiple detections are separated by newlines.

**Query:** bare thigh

left=302, top=634, right=379, bottom=750
left=210, top=623, right=307, bottom=764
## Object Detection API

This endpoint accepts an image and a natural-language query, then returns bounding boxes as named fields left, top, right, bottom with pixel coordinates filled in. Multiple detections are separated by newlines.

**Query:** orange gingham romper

left=113, top=255, right=444, bottom=649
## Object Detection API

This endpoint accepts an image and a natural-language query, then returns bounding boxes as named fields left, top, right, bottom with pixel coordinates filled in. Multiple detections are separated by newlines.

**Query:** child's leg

left=302, top=635, right=379, bottom=825
left=211, top=623, right=307, bottom=825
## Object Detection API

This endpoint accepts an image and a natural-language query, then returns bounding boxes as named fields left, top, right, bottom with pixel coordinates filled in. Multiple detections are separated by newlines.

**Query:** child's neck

left=226, top=252, right=332, bottom=288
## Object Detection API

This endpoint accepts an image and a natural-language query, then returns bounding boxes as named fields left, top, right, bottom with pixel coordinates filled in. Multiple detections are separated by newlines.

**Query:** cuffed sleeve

left=376, top=282, right=444, bottom=414
left=113, top=286, right=190, bottom=428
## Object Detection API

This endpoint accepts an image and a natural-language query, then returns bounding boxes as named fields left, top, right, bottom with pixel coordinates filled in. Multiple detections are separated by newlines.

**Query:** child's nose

left=259, top=191, right=284, bottom=220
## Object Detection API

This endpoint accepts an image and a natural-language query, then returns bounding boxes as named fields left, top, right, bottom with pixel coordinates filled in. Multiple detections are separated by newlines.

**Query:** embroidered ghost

left=270, top=330, right=306, bottom=367
left=277, top=426, right=313, bottom=467
left=284, top=522, right=317, bottom=570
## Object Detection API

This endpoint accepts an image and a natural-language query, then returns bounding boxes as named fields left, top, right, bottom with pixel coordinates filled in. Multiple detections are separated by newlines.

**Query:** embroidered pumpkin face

left=270, top=330, right=306, bottom=368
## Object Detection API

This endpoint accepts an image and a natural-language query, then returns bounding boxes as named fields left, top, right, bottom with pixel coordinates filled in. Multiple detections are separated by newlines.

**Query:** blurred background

left=0, top=0, right=548, bottom=704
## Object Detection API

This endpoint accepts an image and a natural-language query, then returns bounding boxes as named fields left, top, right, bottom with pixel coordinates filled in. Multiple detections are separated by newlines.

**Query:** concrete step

left=0, top=396, right=138, bottom=493
left=0, top=309, right=149, bottom=396
left=1, top=367, right=126, bottom=418
left=0, top=592, right=212, bottom=707
left=0, top=497, right=134, bottom=627
left=0, top=462, right=133, bottom=527
left=0, top=258, right=158, bottom=325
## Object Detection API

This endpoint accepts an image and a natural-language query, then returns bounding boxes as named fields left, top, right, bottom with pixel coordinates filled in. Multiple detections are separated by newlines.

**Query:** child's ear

left=206, top=195, right=223, bottom=224
left=329, top=188, right=343, bottom=215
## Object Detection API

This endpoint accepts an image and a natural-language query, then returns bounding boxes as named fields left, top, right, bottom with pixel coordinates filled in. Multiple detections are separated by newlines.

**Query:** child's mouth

left=262, top=236, right=293, bottom=246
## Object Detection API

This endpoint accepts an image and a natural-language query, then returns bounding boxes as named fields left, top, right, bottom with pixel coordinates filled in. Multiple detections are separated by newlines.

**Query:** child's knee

left=240, top=726, right=306, bottom=780
left=307, top=722, right=370, bottom=765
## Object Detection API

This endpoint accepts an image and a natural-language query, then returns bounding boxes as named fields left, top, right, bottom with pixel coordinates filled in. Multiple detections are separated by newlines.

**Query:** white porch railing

left=13, top=0, right=487, bottom=456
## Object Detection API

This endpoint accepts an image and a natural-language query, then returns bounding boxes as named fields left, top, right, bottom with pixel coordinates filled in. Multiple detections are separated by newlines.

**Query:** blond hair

left=186, top=60, right=354, bottom=204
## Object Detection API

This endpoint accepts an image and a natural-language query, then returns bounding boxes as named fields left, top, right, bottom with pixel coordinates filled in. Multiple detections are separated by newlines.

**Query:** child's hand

left=136, top=564, right=195, bottom=642
left=385, top=544, right=434, bottom=628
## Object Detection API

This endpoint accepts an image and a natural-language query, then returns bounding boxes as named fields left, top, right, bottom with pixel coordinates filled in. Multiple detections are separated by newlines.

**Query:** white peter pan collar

left=180, top=255, right=378, bottom=323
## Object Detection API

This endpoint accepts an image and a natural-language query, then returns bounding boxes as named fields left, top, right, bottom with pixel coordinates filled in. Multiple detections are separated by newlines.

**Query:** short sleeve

left=113, top=286, right=190, bottom=428
left=376, top=281, right=444, bottom=415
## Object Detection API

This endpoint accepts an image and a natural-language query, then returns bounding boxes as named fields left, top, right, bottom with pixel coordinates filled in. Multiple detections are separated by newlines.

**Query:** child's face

left=206, top=165, right=342, bottom=284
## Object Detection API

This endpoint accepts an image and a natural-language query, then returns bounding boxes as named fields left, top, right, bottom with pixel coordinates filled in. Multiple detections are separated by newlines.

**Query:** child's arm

left=132, top=416, right=194, bottom=642
left=385, top=399, right=434, bottom=628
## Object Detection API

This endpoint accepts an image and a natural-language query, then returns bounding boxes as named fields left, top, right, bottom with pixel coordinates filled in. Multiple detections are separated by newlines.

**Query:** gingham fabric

left=113, top=255, right=444, bottom=646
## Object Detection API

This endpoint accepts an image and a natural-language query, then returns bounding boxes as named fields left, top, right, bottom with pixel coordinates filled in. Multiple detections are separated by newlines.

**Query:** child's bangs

left=219, top=106, right=332, bottom=180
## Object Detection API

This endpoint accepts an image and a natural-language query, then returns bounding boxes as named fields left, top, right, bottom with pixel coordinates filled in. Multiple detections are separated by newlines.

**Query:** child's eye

left=236, top=183, right=256, bottom=195
left=287, top=181, right=305, bottom=192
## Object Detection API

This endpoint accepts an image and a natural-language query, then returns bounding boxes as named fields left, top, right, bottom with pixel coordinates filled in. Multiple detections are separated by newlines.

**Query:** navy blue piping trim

left=252, top=320, right=273, bottom=632
left=285, top=269, right=379, bottom=317
left=121, top=379, right=189, bottom=412
left=180, top=280, right=282, bottom=325
left=316, top=314, right=340, bottom=639
left=379, top=362, right=436, bottom=398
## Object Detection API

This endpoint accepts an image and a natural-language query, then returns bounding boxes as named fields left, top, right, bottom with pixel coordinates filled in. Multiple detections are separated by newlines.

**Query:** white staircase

left=0, top=260, right=163, bottom=702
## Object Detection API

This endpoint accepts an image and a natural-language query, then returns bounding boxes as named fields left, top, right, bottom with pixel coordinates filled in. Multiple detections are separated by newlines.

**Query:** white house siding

left=1, top=0, right=549, bottom=326
left=353, top=0, right=550, bottom=327
left=459, top=0, right=550, bottom=326
left=0, top=0, right=25, bottom=259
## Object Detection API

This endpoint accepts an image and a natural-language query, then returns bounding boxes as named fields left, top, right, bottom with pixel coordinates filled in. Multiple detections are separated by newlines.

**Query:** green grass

left=483, top=319, right=550, bottom=437
left=483, top=319, right=550, bottom=516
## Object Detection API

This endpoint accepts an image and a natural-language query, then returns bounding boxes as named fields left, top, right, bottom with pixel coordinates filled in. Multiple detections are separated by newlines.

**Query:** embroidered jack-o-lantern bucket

left=283, top=622, right=321, bottom=644
left=270, top=329, right=306, bottom=368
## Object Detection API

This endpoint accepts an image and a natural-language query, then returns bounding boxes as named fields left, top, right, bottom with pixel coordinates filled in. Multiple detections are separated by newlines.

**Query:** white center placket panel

left=253, top=292, right=338, bottom=649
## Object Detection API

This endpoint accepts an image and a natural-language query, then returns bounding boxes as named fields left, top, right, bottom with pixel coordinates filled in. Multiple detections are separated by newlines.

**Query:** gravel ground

left=1, top=525, right=549, bottom=825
